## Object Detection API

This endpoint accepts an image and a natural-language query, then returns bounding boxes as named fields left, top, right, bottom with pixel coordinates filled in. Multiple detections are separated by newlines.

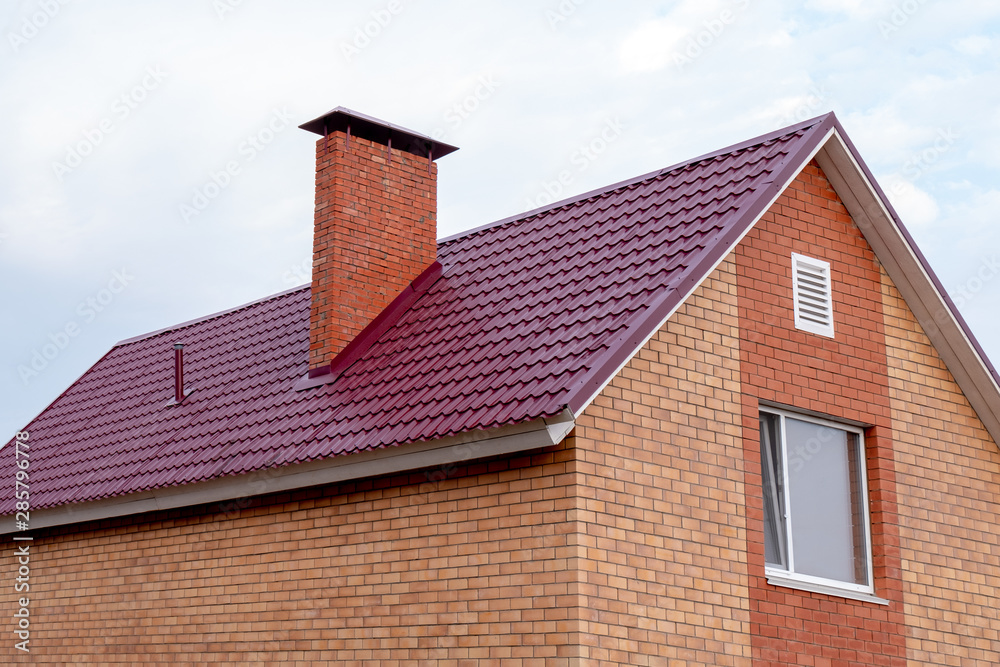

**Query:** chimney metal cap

left=299, top=106, right=459, bottom=160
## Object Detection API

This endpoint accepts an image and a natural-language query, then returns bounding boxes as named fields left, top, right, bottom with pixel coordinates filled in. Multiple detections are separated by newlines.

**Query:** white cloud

left=618, top=0, right=737, bottom=74
left=881, top=177, right=941, bottom=228
left=842, top=109, right=919, bottom=163
left=752, top=28, right=795, bottom=49
left=967, top=106, right=1000, bottom=169
left=618, top=16, right=692, bottom=73
left=761, top=81, right=833, bottom=127
left=953, top=35, right=993, bottom=55
left=0, top=195, right=81, bottom=266
left=804, top=0, right=879, bottom=20
left=939, top=187, right=1000, bottom=239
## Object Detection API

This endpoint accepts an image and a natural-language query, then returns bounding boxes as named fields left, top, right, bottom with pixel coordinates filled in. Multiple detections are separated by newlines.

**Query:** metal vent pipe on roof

left=173, top=343, right=185, bottom=404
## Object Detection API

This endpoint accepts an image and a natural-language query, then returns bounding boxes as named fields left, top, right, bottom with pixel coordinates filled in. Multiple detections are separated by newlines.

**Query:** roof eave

left=0, top=408, right=575, bottom=534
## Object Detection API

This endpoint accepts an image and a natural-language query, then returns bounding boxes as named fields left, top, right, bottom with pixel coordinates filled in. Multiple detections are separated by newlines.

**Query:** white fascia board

left=814, top=131, right=1000, bottom=445
left=2, top=409, right=576, bottom=534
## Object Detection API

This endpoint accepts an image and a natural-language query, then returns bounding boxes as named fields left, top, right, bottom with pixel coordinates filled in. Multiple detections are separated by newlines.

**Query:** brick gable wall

left=881, top=272, right=1000, bottom=666
left=571, top=254, right=753, bottom=665
left=736, top=162, right=907, bottom=665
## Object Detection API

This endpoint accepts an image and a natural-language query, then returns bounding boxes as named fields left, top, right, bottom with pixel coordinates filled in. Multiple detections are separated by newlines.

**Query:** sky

left=1, top=0, right=999, bottom=440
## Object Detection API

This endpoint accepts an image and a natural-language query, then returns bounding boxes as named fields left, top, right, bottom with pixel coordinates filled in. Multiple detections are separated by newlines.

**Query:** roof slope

left=4, top=113, right=973, bottom=515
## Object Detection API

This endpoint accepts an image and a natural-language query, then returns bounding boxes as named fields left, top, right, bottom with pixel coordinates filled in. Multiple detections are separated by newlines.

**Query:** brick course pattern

left=881, top=272, right=1000, bottom=666
left=309, top=131, right=438, bottom=370
left=2, top=448, right=582, bottom=666
left=736, top=162, right=908, bottom=665
left=572, top=254, right=753, bottom=665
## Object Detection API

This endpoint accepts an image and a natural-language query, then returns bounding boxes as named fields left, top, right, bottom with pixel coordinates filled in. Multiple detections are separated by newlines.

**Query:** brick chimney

left=298, top=107, right=458, bottom=377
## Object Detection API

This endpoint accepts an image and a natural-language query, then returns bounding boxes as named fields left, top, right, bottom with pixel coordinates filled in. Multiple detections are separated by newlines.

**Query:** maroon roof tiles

left=2, top=113, right=931, bottom=513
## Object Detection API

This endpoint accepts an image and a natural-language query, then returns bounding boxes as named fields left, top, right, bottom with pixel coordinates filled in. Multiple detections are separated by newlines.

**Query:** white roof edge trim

left=821, top=130, right=1000, bottom=393
left=824, top=131, right=961, bottom=320
left=1, top=409, right=576, bottom=534
left=816, top=130, right=1000, bottom=444
left=572, top=127, right=836, bottom=419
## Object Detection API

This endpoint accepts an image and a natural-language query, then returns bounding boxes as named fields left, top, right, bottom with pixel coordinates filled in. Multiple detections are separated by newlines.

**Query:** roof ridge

left=439, top=113, right=833, bottom=247
left=115, top=283, right=311, bottom=347
left=678, top=112, right=832, bottom=168
left=559, top=114, right=837, bottom=415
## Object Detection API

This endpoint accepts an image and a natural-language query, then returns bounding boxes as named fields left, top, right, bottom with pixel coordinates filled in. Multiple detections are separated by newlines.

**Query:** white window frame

left=791, top=253, right=835, bottom=338
left=760, top=406, right=886, bottom=604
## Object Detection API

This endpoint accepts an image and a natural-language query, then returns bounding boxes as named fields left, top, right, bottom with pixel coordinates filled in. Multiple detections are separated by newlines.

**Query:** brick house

left=4, top=107, right=1000, bottom=665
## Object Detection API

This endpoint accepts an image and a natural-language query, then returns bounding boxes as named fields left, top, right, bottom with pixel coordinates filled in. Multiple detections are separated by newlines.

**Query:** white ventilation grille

left=791, top=253, right=834, bottom=338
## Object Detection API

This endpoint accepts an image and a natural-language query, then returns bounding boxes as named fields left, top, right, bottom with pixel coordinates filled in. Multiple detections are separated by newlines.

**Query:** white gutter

left=2, top=409, right=576, bottom=534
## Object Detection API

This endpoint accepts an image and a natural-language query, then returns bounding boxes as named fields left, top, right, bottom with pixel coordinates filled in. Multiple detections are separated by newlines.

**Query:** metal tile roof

left=2, top=114, right=838, bottom=513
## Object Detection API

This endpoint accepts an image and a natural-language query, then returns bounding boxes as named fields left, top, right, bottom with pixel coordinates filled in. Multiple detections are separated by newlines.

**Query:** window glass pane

left=785, top=417, right=864, bottom=584
left=759, top=413, right=786, bottom=568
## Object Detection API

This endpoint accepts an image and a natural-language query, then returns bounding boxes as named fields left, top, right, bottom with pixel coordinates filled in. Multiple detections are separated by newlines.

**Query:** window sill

left=766, top=574, right=889, bottom=605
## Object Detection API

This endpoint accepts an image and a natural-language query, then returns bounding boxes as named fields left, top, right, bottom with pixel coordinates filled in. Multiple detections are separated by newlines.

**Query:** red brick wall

left=736, top=162, right=907, bottom=665
left=309, top=131, right=438, bottom=370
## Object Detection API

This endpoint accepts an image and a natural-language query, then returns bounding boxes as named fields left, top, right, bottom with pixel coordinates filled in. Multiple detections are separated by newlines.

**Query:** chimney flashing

left=295, top=261, right=444, bottom=391
left=299, top=106, right=458, bottom=160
